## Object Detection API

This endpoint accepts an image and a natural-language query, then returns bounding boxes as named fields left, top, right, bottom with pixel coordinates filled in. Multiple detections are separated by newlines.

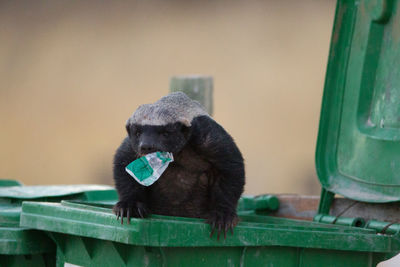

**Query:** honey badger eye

left=162, top=132, right=169, bottom=137
left=135, top=130, right=141, bottom=137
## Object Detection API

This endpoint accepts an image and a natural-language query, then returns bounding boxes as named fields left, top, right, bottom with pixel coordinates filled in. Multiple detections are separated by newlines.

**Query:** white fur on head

left=127, top=92, right=209, bottom=127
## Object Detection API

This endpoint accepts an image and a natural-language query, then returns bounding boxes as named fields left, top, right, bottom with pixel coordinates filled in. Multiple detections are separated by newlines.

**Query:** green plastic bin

left=16, top=0, right=400, bottom=266
left=19, top=201, right=397, bottom=267
left=0, top=180, right=117, bottom=267
left=238, top=195, right=280, bottom=213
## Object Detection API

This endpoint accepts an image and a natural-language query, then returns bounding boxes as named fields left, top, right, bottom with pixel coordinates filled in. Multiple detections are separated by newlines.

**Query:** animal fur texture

left=113, top=92, right=245, bottom=239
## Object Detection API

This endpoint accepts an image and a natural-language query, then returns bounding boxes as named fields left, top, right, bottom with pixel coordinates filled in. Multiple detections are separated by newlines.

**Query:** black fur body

left=113, top=93, right=245, bottom=237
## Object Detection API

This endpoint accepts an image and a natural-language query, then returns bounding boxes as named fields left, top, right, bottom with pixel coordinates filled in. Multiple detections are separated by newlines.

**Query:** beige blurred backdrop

left=0, top=0, right=335, bottom=195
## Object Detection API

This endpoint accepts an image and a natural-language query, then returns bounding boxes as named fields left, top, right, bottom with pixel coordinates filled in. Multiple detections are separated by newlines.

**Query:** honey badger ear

left=179, top=117, right=191, bottom=127
left=125, top=119, right=131, bottom=135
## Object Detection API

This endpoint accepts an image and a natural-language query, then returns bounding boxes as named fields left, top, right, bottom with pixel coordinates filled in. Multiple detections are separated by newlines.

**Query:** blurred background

left=0, top=0, right=335, bottom=195
left=5, top=2, right=400, bottom=265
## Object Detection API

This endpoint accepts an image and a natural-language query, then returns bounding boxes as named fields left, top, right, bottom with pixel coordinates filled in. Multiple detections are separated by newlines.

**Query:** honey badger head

left=126, top=92, right=210, bottom=156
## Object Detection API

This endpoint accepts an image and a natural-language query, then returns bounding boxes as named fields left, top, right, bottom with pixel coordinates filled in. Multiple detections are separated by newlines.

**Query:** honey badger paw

left=207, top=211, right=239, bottom=240
left=113, top=201, right=149, bottom=224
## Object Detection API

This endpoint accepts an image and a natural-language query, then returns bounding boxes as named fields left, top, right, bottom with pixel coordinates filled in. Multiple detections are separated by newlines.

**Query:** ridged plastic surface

left=316, top=0, right=400, bottom=202
left=19, top=201, right=399, bottom=267
left=0, top=181, right=118, bottom=267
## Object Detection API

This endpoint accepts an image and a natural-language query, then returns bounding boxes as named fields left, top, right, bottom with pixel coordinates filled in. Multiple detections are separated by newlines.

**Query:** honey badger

left=113, top=92, right=245, bottom=238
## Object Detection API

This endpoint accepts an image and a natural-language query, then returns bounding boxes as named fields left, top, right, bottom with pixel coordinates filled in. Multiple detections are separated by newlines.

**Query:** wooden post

left=169, top=75, right=213, bottom=116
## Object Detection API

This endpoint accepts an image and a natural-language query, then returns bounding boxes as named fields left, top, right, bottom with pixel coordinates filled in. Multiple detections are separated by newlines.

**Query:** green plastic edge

left=0, top=227, right=55, bottom=255
left=0, top=185, right=118, bottom=255
left=0, top=185, right=115, bottom=199
left=19, top=201, right=400, bottom=253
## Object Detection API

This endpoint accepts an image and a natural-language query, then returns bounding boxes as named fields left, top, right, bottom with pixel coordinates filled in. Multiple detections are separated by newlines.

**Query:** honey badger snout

left=138, top=137, right=158, bottom=155
left=139, top=144, right=156, bottom=154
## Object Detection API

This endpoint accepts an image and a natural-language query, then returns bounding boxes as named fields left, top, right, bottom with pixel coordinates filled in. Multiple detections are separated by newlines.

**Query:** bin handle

left=381, top=221, right=400, bottom=235
left=332, top=201, right=359, bottom=224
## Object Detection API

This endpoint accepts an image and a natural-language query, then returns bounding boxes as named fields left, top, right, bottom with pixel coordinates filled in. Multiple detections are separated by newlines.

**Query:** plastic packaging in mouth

left=125, top=151, right=174, bottom=186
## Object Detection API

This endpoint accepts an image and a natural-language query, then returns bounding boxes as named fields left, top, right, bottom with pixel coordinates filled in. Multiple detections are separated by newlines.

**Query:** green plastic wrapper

left=125, top=152, right=174, bottom=186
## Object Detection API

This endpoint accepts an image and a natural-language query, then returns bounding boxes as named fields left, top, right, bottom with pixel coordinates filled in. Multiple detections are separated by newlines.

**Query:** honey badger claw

left=208, top=213, right=238, bottom=240
left=113, top=201, right=148, bottom=224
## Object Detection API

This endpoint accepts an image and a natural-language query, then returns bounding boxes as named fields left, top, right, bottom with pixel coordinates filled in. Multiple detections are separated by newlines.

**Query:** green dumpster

left=0, top=180, right=117, bottom=266
left=19, top=200, right=397, bottom=267
left=16, top=0, right=400, bottom=266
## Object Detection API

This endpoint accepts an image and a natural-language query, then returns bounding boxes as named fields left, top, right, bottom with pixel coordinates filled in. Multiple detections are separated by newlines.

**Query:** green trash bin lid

left=0, top=184, right=115, bottom=199
left=0, top=184, right=117, bottom=227
left=0, top=182, right=118, bottom=255
left=0, top=179, right=23, bottom=187
left=316, top=0, right=400, bottom=203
